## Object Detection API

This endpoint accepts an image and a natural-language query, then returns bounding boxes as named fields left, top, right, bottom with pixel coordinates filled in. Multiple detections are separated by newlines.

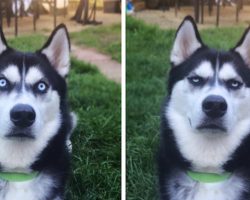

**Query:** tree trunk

left=72, top=0, right=87, bottom=23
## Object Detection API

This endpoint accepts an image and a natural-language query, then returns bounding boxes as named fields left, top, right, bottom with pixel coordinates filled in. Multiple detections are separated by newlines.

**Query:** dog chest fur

left=0, top=173, right=61, bottom=200
left=168, top=172, right=245, bottom=200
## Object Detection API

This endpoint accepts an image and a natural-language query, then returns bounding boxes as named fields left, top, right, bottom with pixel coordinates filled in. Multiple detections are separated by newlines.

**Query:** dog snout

left=10, top=104, right=36, bottom=128
left=202, top=95, right=227, bottom=118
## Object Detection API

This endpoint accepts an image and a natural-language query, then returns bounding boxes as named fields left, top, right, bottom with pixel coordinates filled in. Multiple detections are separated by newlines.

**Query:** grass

left=126, top=16, right=246, bottom=199
left=70, top=23, right=121, bottom=62
left=7, top=34, right=121, bottom=200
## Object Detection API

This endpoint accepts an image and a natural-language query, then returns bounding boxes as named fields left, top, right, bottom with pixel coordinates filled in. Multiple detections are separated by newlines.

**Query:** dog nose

left=10, top=104, right=36, bottom=128
left=202, top=95, right=227, bottom=118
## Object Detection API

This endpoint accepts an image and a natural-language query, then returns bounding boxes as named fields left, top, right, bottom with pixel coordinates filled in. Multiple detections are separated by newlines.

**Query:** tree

left=71, top=0, right=101, bottom=25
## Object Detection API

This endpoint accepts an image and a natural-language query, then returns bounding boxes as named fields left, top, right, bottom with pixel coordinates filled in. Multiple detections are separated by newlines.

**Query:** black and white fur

left=158, top=16, right=250, bottom=200
left=0, top=25, right=76, bottom=200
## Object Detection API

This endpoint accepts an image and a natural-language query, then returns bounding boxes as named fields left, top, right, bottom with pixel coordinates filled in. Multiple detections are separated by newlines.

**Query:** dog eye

left=0, top=78, right=9, bottom=90
left=188, top=76, right=205, bottom=86
left=34, top=81, right=48, bottom=93
left=226, top=79, right=243, bottom=90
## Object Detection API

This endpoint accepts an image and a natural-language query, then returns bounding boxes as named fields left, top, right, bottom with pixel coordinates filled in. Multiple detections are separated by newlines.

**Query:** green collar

left=0, top=171, right=39, bottom=182
left=187, top=170, right=231, bottom=183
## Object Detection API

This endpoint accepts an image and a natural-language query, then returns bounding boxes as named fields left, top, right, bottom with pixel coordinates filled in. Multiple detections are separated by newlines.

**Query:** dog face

left=169, top=52, right=250, bottom=135
left=0, top=25, right=71, bottom=170
left=166, top=16, right=250, bottom=171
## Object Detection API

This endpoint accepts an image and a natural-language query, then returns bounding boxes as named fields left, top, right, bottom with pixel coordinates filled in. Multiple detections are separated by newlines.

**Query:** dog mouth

left=197, top=124, right=227, bottom=132
left=190, top=117, right=227, bottom=133
left=6, top=129, right=35, bottom=139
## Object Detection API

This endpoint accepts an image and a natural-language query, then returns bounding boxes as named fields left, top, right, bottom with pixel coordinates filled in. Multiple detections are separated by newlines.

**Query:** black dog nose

left=202, top=95, right=227, bottom=118
left=10, top=104, right=36, bottom=128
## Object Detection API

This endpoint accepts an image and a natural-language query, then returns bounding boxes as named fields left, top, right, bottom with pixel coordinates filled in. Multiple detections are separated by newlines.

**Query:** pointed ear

left=170, top=16, right=203, bottom=66
left=40, top=24, right=70, bottom=77
left=233, top=27, right=250, bottom=66
left=0, top=27, right=8, bottom=54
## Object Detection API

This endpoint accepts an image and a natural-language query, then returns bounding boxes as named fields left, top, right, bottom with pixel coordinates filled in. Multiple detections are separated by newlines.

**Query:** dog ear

left=39, top=24, right=70, bottom=77
left=170, top=16, right=203, bottom=66
left=0, top=27, right=8, bottom=55
left=233, top=27, right=250, bottom=66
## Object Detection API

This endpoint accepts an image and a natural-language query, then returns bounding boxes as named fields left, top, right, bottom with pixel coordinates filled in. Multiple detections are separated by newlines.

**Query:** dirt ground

left=1, top=10, right=121, bottom=37
left=134, top=5, right=250, bottom=29
left=71, top=44, right=121, bottom=83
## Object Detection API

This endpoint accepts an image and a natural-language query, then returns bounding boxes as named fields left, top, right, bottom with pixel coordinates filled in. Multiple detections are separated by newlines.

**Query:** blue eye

left=226, top=79, right=243, bottom=90
left=0, top=79, right=7, bottom=87
left=0, top=78, right=9, bottom=90
left=35, top=81, right=48, bottom=93
left=188, top=76, right=205, bottom=86
left=38, top=83, right=46, bottom=91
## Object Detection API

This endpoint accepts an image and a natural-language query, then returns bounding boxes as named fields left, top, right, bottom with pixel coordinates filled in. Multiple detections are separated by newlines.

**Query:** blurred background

left=0, top=0, right=121, bottom=36
left=128, top=0, right=250, bottom=28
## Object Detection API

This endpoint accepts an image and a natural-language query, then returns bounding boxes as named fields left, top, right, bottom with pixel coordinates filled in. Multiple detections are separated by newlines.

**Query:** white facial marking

left=25, top=67, right=43, bottom=85
left=219, top=63, right=241, bottom=81
left=192, top=61, right=214, bottom=78
left=2, top=65, right=20, bottom=83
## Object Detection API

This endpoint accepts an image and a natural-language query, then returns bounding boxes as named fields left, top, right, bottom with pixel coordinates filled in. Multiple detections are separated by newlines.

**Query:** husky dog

left=158, top=16, right=250, bottom=200
left=0, top=25, right=76, bottom=200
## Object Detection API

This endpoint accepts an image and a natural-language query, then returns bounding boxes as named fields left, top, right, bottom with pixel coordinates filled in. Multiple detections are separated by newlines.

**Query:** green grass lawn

left=126, top=16, right=246, bottom=199
left=7, top=34, right=121, bottom=200
left=70, top=23, right=121, bottom=62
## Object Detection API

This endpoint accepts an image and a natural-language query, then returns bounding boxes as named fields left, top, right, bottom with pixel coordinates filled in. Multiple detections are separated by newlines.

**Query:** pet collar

left=0, top=171, right=39, bottom=182
left=187, top=170, right=231, bottom=183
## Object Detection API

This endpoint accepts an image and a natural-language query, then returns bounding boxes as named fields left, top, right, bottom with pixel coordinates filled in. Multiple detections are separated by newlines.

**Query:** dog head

left=0, top=25, right=71, bottom=170
left=166, top=16, right=250, bottom=171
